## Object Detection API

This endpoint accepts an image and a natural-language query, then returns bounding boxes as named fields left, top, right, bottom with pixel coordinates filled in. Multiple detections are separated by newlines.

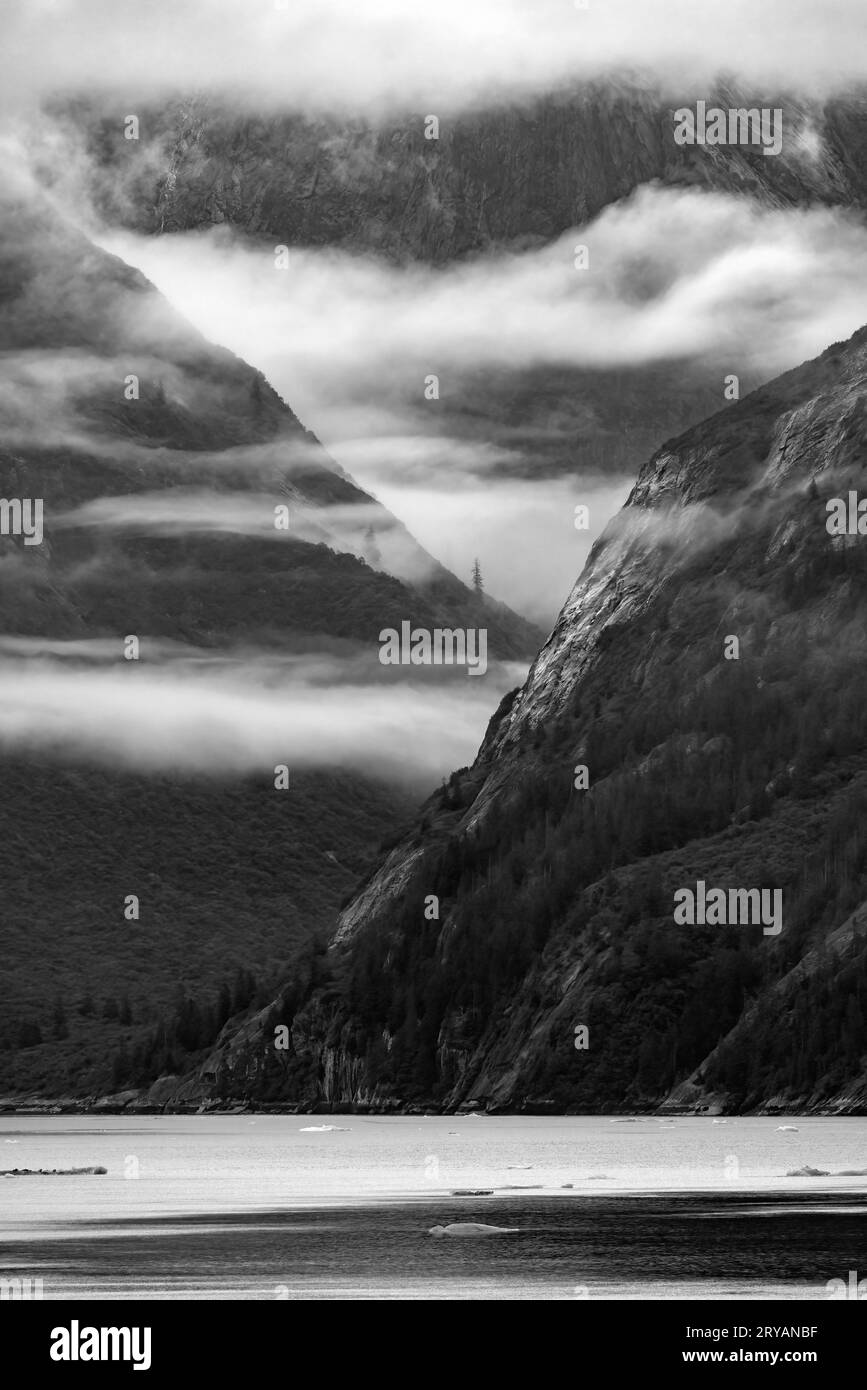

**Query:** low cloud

left=373, top=475, right=632, bottom=626
left=2, top=0, right=866, bottom=115
left=0, top=644, right=528, bottom=789
left=95, top=186, right=867, bottom=619
left=99, top=187, right=867, bottom=427
left=55, top=489, right=444, bottom=585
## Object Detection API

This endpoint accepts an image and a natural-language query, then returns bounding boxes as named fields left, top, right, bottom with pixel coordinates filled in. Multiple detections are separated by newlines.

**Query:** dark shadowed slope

left=0, top=186, right=538, bottom=1102
left=182, top=322, right=867, bottom=1115
left=0, top=189, right=540, bottom=654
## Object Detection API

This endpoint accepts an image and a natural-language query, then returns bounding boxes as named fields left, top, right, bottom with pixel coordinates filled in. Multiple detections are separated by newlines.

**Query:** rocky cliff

left=183, top=321, right=867, bottom=1114
left=65, top=84, right=867, bottom=260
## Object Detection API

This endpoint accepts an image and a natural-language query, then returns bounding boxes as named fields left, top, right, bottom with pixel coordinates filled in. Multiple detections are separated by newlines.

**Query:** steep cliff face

left=67, top=85, right=867, bottom=260
left=190, top=323, right=867, bottom=1114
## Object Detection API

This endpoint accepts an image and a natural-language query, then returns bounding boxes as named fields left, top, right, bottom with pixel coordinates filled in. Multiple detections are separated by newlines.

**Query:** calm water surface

left=2, top=1115, right=866, bottom=1298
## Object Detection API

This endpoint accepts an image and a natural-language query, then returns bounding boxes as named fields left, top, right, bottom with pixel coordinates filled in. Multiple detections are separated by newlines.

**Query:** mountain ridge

left=43, top=79, right=867, bottom=515
left=0, top=186, right=541, bottom=653
left=60, top=84, right=867, bottom=260
left=0, top=184, right=538, bottom=1100
left=156, top=319, right=867, bottom=1116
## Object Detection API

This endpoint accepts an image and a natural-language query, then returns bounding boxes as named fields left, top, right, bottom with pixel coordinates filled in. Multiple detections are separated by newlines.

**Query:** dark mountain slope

left=68, top=85, right=867, bottom=260
left=0, top=191, right=540, bottom=654
left=0, top=189, right=538, bottom=1102
left=180, top=322, right=867, bottom=1115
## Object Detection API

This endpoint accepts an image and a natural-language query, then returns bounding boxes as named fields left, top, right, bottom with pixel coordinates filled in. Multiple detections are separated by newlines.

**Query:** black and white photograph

left=1, top=0, right=867, bottom=1353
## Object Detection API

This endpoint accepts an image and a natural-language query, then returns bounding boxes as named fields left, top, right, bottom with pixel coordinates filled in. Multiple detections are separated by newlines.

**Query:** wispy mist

left=94, top=186, right=867, bottom=619
left=0, top=644, right=528, bottom=789
left=2, top=0, right=865, bottom=114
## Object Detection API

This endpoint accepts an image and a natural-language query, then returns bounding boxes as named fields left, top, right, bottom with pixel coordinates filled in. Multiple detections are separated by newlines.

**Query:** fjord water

left=1, top=1115, right=865, bottom=1299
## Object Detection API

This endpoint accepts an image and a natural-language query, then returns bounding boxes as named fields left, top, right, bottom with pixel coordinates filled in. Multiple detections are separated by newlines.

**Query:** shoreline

left=3, top=1101, right=867, bottom=1118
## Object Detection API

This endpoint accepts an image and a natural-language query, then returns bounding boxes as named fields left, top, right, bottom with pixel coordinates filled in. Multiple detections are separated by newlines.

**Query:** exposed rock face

left=188, top=323, right=867, bottom=1114
left=12, top=81, right=867, bottom=1110
left=69, top=85, right=867, bottom=260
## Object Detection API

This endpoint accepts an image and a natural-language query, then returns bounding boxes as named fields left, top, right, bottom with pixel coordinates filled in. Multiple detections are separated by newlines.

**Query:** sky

left=2, top=0, right=866, bottom=114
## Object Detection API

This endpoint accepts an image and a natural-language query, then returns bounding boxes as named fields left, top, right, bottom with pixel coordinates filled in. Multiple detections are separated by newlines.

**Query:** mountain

left=178, top=320, right=867, bottom=1115
left=44, top=82, right=867, bottom=492
left=0, top=183, right=539, bottom=1103
left=0, top=190, right=540, bottom=654
left=65, top=84, right=867, bottom=260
